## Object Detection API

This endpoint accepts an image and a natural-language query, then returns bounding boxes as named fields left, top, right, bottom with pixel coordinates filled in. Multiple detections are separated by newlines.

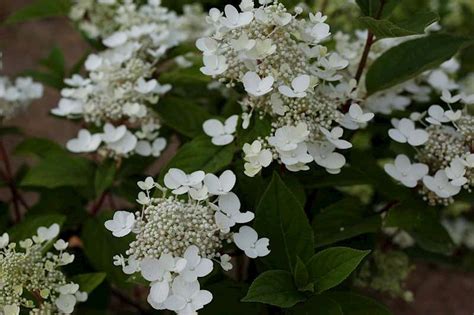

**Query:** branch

left=0, top=139, right=28, bottom=222
left=379, top=200, right=399, bottom=214
left=342, top=0, right=386, bottom=112
left=90, top=191, right=108, bottom=216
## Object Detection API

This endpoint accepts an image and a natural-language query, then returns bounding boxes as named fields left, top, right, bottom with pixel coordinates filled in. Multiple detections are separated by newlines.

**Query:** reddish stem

left=379, top=200, right=399, bottom=214
left=108, top=193, right=117, bottom=210
left=0, top=139, right=27, bottom=222
left=91, top=191, right=108, bottom=216
left=342, top=0, right=386, bottom=112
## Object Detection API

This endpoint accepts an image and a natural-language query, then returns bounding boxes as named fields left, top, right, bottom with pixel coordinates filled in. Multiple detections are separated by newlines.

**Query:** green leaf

left=294, top=257, right=312, bottom=292
left=281, top=174, right=306, bottom=208
left=312, top=198, right=381, bottom=247
left=307, top=247, right=370, bottom=293
left=302, top=150, right=409, bottom=200
left=235, top=164, right=267, bottom=208
left=355, top=0, right=398, bottom=18
left=288, top=295, right=343, bottom=315
left=94, top=160, right=116, bottom=196
left=3, top=0, right=71, bottom=24
left=160, top=66, right=211, bottom=86
left=69, top=52, right=90, bottom=76
left=394, top=11, right=440, bottom=35
left=39, top=46, right=66, bottom=77
left=359, top=11, right=439, bottom=39
left=82, top=213, right=133, bottom=287
left=7, top=214, right=65, bottom=241
left=160, top=136, right=235, bottom=177
left=385, top=201, right=454, bottom=254
left=300, top=168, right=370, bottom=188
left=15, top=137, right=64, bottom=158
left=27, top=187, right=87, bottom=227
left=202, top=281, right=260, bottom=315
left=324, top=292, right=392, bottom=315
left=254, top=172, right=314, bottom=272
left=366, top=34, right=471, bottom=94
left=71, top=273, right=107, bottom=294
left=156, top=96, right=212, bottom=138
left=21, top=46, right=67, bottom=89
left=242, top=270, right=306, bottom=308
left=237, top=115, right=272, bottom=148
left=21, top=152, right=95, bottom=189
left=21, top=70, right=64, bottom=90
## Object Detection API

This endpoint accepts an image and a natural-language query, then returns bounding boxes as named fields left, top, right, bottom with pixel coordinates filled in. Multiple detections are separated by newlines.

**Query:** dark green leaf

left=313, top=198, right=381, bottom=247
left=237, top=115, right=272, bottom=148
left=156, top=96, right=212, bottom=138
left=160, top=66, right=211, bottom=86
left=294, top=256, right=312, bottom=292
left=299, top=168, right=371, bottom=189
left=366, top=34, right=471, bottom=94
left=254, top=173, right=314, bottom=272
left=202, top=281, right=260, bottom=315
left=288, top=295, right=343, bottom=315
left=307, top=247, right=370, bottom=293
left=27, top=187, right=87, bottom=227
left=160, top=136, right=235, bottom=177
left=281, top=174, right=306, bottom=208
left=21, top=152, right=95, bottom=189
left=21, top=70, right=64, bottom=90
left=359, top=11, right=439, bottom=38
left=7, top=214, right=65, bottom=241
left=242, top=270, right=306, bottom=308
left=69, top=52, right=90, bottom=76
left=71, top=273, right=107, bottom=294
left=3, top=0, right=71, bottom=24
left=324, top=292, right=392, bottom=315
left=94, top=160, right=117, bottom=196
left=235, top=163, right=267, bottom=208
left=82, top=213, right=133, bottom=287
left=21, top=46, right=67, bottom=89
left=385, top=201, right=454, bottom=254
left=355, top=0, right=398, bottom=18
left=302, top=150, right=410, bottom=201
left=395, top=11, right=440, bottom=34
left=39, top=46, right=66, bottom=77
left=15, top=137, right=64, bottom=158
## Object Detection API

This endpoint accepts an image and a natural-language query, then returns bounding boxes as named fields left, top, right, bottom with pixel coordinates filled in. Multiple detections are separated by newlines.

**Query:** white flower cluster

left=384, top=90, right=474, bottom=205
left=197, top=0, right=374, bottom=176
left=54, top=0, right=209, bottom=158
left=0, top=225, right=87, bottom=315
left=70, top=0, right=209, bottom=42
left=0, top=74, right=43, bottom=121
left=104, top=169, right=269, bottom=314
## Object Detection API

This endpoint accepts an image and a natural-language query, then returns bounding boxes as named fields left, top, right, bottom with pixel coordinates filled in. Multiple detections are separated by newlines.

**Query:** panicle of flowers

left=198, top=0, right=373, bottom=176
left=0, top=225, right=87, bottom=315
left=104, top=168, right=270, bottom=314
left=54, top=0, right=209, bottom=159
left=0, top=55, right=43, bottom=121
left=384, top=89, right=474, bottom=205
